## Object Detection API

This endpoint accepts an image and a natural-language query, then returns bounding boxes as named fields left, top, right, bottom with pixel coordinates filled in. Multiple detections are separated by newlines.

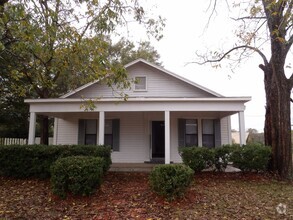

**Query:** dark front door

left=152, top=121, right=165, bottom=158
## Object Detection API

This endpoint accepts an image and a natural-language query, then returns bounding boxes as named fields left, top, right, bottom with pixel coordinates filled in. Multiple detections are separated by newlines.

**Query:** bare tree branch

left=192, top=45, right=269, bottom=67
left=230, top=16, right=266, bottom=20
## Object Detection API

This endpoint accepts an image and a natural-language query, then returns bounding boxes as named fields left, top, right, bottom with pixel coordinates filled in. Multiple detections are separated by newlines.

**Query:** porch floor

left=109, top=163, right=241, bottom=173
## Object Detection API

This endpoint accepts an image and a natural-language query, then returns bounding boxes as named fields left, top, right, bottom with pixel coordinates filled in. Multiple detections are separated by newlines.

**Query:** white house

left=25, top=59, right=250, bottom=164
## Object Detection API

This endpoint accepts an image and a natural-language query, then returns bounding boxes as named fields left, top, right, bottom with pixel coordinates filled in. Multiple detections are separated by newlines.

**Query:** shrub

left=149, top=164, right=194, bottom=200
left=180, top=147, right=214, bottom=172
left=0, top=145, right=60, bottom=178
left=59, top=145, right=112, bottom=173
left=0, top=144, right=111, bottom=178
left=230, top=144, right=271, bottom=172
left=50, top=156, right=104, bottom=199
left=213, top=144, right=239, bottom=171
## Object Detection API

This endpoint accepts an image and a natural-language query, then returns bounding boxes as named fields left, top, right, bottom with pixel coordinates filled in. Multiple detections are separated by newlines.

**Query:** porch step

left=110, top=163, right=157, bottom=172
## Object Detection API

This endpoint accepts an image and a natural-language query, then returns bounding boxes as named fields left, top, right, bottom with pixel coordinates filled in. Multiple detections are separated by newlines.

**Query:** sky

left=122, top=0, right=292, bottom=132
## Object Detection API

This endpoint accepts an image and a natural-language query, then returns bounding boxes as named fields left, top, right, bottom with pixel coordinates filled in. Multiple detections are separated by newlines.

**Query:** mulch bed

left=0, top=172, right=291, bottom=219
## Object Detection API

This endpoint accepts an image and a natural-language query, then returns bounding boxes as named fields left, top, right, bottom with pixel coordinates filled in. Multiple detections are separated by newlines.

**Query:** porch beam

left=165, top=111, right=170, bottom=164
left=238, top=111, right=246, bottom=146
left=28, top=112, right=36, bottom=145
left=99, top=111, right=105, bottom=145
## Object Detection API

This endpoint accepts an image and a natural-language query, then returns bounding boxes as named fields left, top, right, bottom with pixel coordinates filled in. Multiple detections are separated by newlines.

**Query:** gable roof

left=61, top=58, right=223, bottom=98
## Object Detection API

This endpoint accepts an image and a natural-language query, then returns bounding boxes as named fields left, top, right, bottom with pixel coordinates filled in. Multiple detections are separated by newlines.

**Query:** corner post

left=99, top=111, right=105, bottom=145
left=238, top=111, right=246, bottom=146
left=28, top=112, right=36, bottom=145
left=165, top=111, right=170, bottom=164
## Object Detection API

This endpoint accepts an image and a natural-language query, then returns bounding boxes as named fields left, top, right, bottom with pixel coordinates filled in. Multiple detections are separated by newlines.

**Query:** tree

left=107, top=37, right=162, bottom=66
left=247, top=128, right=258, bottom=134
left=0, top=0, right=164, bottom=144
left=197, top=0, right=292, bottom=178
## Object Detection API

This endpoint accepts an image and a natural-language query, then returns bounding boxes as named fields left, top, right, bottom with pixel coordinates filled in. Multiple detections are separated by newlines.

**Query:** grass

left=0, top=172, right=293, bottom=219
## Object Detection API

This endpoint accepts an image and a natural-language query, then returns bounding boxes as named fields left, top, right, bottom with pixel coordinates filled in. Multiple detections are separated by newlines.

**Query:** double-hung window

left=104, top=119, right=113, bottom=147
left=78, top=119, right=97, bottom=145
left=178, top=119, right=198, bottom=147
left=202, top=119, right=215, bottom=148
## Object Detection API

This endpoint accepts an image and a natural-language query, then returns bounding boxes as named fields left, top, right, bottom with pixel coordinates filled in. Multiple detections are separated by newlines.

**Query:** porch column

left=28, top=112, right=36, bottom=145
left=53, top=118, right=58, bottom=145
left=165, top=111, right=170, bottom=164
left=238, top=111, right=246, bottom=146
left=198, top=118, right=203, bottom=147
left=99, top=111, right=105, bottom=145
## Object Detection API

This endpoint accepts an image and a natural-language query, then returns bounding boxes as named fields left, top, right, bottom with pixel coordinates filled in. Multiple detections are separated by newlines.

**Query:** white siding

left=220, top=116, right=231, bottom=145
left=110, top=112, right=149, bottom=163
left=56, top=118, right=79, bottom=145
left=68, top=62, right=215, bottom=99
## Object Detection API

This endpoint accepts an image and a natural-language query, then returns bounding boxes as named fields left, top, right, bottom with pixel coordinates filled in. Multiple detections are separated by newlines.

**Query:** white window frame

left=134, top=76, right=147, bottom=91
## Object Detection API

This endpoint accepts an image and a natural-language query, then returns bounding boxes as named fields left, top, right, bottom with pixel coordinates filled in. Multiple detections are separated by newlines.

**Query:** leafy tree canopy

left=0, top=0, right=164, bottom=142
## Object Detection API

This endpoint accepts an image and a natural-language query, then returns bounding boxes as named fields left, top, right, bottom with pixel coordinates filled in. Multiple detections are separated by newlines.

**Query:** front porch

left=25, top=97, right=250, bottom=164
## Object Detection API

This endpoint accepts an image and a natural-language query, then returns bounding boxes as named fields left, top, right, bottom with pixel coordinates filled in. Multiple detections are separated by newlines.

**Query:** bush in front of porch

left=149, top=164, right=194, bottom=201
left=50, top=156, right=104, bottom=199
left=0, top=144, right=111, bottom=178
left=180, top=144, right=272, bottom=173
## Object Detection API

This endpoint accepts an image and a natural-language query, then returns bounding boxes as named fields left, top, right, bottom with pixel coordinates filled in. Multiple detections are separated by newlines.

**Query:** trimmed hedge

left=149, top=164, right=194, bottom=200
left=180, top=144, right=271, bottom=172
left=179, top=147, right=214, bottom=172
left=50, top=156, right=104, bottom=198
left=213, top=144, right=238, bottom=172
left=230, top=144, right=271, bottom=172
left=0, top=144, right=111, bottom=178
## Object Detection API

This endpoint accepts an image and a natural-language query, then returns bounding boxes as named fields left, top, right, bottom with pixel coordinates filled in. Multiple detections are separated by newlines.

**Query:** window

left=78, top=118, right=120, bottom=150
left=78, top=119, right=97, bottom=145
left=178, top=119, right=198, bottom=147
left=202, top=119, right=214, bottom=148
left=134, top=76, right=147, bottom=91
left=104, top=119, right=120, bottom=151
left=185, top=119, right=198, bottom=146
left=104, top=119, right=113, bottom=147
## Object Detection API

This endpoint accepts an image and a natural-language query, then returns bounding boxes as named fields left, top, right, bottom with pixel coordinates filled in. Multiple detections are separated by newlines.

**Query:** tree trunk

left=39, top=89, right=50, bottom=145
left=40, top=115, right=49, bottom=145
left=264, top=63, right=292, bottom=178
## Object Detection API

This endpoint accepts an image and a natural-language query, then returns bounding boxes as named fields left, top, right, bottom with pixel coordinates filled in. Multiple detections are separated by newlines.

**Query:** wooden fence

left=0, top=138, right=28, bottom=145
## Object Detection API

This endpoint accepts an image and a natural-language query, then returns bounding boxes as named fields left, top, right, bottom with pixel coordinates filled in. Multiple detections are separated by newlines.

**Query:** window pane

left=105, top=134, right=113, bottom=147
left=85, top=134, right=96, bottom=145
left=86, top=120, right=96, bottom=135
left=203, top=134, right=214, bottom=148
left=135, top=76, right=146, bottom=90
left=186, top=119, right=197, bottom=134
left=105, top=119, right=112, bottom=134
left=185, top=134, right=198, bottom=147
left=202, top=119, right=214, bottom=134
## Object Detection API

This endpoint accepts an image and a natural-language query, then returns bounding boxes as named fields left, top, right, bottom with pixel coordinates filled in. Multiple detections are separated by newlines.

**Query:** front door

left=152, top=121, right=165, bottom=158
